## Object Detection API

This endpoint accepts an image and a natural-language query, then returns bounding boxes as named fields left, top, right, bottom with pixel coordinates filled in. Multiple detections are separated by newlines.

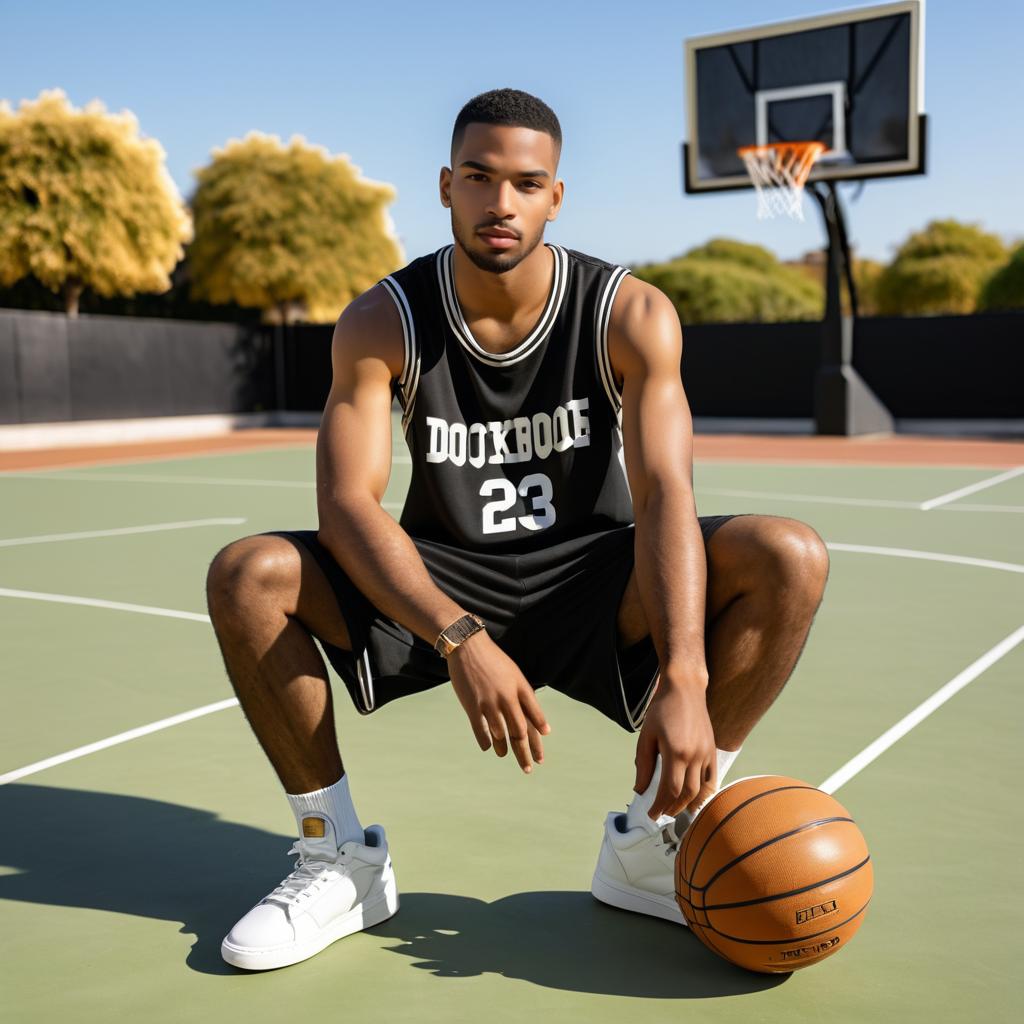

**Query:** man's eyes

left=465, top=175, right=542, bottom=190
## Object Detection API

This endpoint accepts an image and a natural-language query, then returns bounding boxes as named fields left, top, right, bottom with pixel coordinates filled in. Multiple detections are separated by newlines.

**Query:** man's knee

left=712, top=516, right=829, bottom=606
left=755, top=518, right=829, bottom=605
left=206, top=535, right=300, bottom=622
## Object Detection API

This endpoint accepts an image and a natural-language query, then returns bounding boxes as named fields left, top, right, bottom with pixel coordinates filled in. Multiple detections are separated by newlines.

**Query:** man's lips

left=478, top=228, right=519, bottom=249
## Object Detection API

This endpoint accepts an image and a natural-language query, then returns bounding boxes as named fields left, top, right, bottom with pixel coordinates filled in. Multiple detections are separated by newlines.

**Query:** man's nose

left=485, top=180, right=516, bottom=220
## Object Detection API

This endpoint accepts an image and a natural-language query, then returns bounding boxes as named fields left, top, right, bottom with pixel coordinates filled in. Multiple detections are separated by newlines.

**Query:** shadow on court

left=374, top=891, right=787, bottom=998
left=0, top=784, right=785, bottom=996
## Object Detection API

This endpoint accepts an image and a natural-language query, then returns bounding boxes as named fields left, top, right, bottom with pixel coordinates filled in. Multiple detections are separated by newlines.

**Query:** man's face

left=440, top=123, right=564, bottom=274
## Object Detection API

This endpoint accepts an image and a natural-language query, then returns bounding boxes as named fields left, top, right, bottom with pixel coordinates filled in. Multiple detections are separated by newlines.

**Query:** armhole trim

left=596, top=266, right=630, bottom=424
left=380, top=276, right=420, bottom=434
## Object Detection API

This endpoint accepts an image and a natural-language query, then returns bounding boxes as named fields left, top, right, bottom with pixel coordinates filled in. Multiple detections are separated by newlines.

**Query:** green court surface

left=1, top=429, right=1022, bottom=1024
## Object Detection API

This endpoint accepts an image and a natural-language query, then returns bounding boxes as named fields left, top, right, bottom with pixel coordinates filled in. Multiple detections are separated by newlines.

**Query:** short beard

left=451, top=213, right=545, bottom=274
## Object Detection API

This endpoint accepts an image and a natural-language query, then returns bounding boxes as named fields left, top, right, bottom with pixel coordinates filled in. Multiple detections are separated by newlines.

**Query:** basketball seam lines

left=688, top=854, right=872, bottom=912
left=692, top=898, right=872, bottom=946
left=690, top=816, right=856, bottom=895
left=683, top=784, right=817, bottom=882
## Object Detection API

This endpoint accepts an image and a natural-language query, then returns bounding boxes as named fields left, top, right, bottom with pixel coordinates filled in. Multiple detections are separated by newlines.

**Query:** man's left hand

left=633, top=680, right=716, bottom=820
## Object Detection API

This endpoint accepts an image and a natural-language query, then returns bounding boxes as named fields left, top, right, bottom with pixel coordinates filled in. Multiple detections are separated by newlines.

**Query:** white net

left=738, top=142, right=826, bottom=220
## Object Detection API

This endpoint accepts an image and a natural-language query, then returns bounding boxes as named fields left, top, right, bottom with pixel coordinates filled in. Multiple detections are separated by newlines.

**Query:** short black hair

left=451, top=88, right=562, bottom=161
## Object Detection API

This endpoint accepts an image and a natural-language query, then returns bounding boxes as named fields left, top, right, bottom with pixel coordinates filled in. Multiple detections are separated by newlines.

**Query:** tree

left=0, top=89, right=190, bottom=316
left=632, top=239, right=822, bottom=324
left=978, top=243, right=1024, bottom=311
left=188, top=132, right=402, bottom=324
left=874, top=219, right=1007, bottom=316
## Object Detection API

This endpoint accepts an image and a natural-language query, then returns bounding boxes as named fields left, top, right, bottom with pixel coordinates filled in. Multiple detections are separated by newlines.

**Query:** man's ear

left=439, top=166, right=452, bottom=208
left=547, top=178, right=565, bottom=223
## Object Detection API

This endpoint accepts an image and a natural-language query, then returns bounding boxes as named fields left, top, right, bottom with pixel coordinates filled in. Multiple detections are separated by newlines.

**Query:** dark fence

left=2, top=308, right=1021, bottom=425
left=0, top=310, right=275, bottom=425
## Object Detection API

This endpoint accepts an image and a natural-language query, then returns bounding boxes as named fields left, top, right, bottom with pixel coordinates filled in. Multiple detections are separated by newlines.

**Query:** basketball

left=674, top=776, right=873, bottom=973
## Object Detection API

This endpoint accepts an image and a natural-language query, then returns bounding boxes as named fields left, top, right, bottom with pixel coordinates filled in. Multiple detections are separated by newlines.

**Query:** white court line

left=0, top=587, right=211, bottom=622
left=17, top=470, right=408, bottom=506
left=698, top=487, right=918, bottom=510
left=820, top=624, right=1024, bottom=794
left=0, top=698, right=240, bottom=786
left=919, top=465, right=1024, bottom=510
left=27, top=471, right=316, bottom=489
left=826, top=542, right=1024, bottom=575
left=0, top=517, right=246, bottom=548
left=698, top=486, right=1024, bottom=515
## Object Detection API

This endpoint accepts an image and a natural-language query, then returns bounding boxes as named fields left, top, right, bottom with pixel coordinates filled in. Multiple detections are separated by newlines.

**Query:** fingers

left=527, top=722, right=544, bottom=765
left=676, top=760, right=704, bottom=817
left=470, top=714, right=492, bottom=753
left=519, top=686, right=551, bottom=737
left=686, top=757, right=718, bottom=816
left=482, top=698, right=546, bottom=773
left=650, top=754, right=685, bottom=821
left=634, top=731, right=657, bottom=797
left=484, top=709, right=509, bottom=759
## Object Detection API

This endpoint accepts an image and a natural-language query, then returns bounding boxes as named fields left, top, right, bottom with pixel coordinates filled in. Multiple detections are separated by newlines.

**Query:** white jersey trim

left=354, top=645, right=376, bottom=714
left=436, top=244, right=569, bottom=368
left=380, top=276, right=420, bottom=434
left=595, top=265, right=630, bottom=419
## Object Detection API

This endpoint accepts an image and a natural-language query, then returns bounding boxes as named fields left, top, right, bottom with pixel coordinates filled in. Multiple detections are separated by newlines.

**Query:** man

left=206, top=89, right=829, bottom=971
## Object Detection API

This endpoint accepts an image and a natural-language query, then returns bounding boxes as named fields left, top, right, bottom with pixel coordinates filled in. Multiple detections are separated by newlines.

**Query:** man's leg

left=206, top=533, right=351, bottom=795
left=590, top=514, right=829, bottom=925
left=616, top=514, right=830, bottom=753
left=206, top=533, right=398, bottom=970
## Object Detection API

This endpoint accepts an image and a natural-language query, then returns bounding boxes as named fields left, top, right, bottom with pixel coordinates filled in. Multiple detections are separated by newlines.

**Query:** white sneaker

left=221, top=821, right=399, bottom=970
left=590, top=811, right=688, bottom=926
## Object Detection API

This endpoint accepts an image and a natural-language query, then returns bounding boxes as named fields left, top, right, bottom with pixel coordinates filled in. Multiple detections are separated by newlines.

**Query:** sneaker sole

left=221, top=868, right=399, bottom=971
left=590, top=869, right=687, bottom=927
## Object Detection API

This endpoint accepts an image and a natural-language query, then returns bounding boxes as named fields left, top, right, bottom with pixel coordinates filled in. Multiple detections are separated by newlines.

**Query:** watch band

left=434, top=613, right=485, bottom=658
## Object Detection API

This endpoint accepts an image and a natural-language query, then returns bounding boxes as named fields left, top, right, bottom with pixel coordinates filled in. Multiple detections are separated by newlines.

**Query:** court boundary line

left=919, top=465, right=1024, bottom=510
left=0, top=587, right=211, bottom=622
left=820, top=624, right=1024, bottom=794
left=0, top=699, right=240, bottom=786
left=826, top=542, right=1024, bottom=575
left=0, top=517, right=246, bottom=548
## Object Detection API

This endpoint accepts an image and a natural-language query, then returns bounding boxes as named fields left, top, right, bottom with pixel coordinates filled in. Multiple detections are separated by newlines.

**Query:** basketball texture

left=674, top=775, right=873, bottom=973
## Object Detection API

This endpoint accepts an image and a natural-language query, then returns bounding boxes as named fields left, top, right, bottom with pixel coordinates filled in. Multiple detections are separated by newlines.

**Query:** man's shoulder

left=559, top=245, right=627, bottom=275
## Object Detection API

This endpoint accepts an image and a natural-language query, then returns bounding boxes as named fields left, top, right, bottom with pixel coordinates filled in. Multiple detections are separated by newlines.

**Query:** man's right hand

left=446, top=631, right=551, bottom=773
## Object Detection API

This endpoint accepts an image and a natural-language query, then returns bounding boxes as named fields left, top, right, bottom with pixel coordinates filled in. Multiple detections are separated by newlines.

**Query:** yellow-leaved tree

left=188, top=132, right=402, bottom=324
left=0, top=89, right=191, bottom=316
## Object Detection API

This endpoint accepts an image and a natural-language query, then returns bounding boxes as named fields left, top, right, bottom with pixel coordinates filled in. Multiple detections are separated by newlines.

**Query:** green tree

left=0, top=89, right=190, bottom=316
left=633, top=239, right=822, bottom=324
left=874, top=219, right=1007, bottom=315
left=188, top=132, right=402, bottom=324
left=978, top=243, right=1024, bottom=311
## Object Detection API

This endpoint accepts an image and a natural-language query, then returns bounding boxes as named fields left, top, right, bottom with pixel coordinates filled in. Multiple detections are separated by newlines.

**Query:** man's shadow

left=0, top=784, right=784, bottom=996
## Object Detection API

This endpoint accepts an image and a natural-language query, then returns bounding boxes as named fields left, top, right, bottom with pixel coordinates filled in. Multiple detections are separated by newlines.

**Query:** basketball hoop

left=738, top=141, right=826, bottom=220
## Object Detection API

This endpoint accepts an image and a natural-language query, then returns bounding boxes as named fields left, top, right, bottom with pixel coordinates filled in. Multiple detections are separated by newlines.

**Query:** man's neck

left=451, top=241, right=553, bottom=324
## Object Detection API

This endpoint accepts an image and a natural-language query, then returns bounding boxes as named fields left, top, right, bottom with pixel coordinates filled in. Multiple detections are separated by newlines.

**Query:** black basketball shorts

left=273, top=516, right=740, bottom=734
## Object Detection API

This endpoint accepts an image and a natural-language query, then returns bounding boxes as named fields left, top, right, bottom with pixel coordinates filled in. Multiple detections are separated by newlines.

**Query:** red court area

left=2, top=429, right=1022, bottom=472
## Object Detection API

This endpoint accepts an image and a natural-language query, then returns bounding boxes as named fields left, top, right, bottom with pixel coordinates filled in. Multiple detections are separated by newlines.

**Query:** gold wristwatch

left=434, top=613, right=486, bottom=658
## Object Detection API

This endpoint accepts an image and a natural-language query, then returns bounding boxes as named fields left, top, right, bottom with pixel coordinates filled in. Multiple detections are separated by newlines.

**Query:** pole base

left=814, top=364, right=894, bottom=436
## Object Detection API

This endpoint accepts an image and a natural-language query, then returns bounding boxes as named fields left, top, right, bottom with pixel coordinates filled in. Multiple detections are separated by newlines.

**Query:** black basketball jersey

left=378, top=243, right=634, bottom=554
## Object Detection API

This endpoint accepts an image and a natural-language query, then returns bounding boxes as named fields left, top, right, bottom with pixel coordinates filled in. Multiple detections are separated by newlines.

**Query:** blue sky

left=5, top=0, right=1021, bottom=266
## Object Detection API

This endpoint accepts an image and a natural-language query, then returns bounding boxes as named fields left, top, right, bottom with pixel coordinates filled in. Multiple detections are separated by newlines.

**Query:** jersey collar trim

left=436, top=243, right=568, bottom=367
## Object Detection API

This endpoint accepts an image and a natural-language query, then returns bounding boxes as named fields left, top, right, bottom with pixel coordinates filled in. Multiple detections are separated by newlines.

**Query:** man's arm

left=607, top=276, right=716, bottom=819
left=316, top=286, right=549, bottom=771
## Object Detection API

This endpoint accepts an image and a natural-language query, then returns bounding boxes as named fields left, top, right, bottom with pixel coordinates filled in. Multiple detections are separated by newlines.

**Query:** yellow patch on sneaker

left=302, top=817, right=326, bottom=838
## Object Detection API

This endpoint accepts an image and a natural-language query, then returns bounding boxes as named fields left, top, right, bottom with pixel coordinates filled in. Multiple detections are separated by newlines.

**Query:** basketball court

left=2, top=422, right=1021, bottom=1022
left=2, top=0, right=1021, bottom=1019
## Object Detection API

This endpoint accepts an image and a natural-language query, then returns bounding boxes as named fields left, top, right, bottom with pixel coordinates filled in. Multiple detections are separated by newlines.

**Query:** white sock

left=626, top=747, right=743, bottom=833
left=286, top=773, right=364, bottom=848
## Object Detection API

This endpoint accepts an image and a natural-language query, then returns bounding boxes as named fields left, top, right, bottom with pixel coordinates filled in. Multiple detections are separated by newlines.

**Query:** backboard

left=683, top=1, right=926, bottom=193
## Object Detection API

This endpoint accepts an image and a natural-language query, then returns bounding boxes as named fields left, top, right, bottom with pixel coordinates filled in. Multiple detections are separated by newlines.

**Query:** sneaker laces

left=263, top=841, right=350, bottom=909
